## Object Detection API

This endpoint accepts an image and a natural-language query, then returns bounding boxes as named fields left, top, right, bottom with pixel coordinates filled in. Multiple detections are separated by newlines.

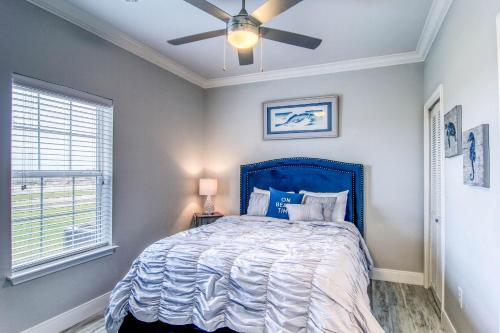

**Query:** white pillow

left=302, top=195, right=337, bottom=222
left=247, top=191, right=269, bottom=216
left=300, top=190, right=349, bottom=222
left=286, top=203, right=324, bottom=221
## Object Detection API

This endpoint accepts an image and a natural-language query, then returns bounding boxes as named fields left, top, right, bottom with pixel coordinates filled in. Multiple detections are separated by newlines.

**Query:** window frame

left=8, top=74, right=116, bottom=285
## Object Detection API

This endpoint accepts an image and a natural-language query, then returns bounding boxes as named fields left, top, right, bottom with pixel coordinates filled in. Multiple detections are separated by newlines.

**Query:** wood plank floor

left=63, top=281, right=442, bottom=333
left=371, top=280, right=442, bottom=332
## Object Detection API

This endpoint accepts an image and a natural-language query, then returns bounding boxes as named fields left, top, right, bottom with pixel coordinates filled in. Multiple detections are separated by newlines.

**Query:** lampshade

left=199, top=178, right=217, bottom=196
left=227, top=30, right=259, bottom=49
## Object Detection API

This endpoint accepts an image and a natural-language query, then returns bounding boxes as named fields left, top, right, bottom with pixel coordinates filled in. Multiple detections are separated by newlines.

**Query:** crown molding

left=27, top=0, right=452, bottom=89
left=416, top=0, right=454, bottom=59
left=26, top=0, right=207, bottom=88
left=204, top=51, right=424, bottom=88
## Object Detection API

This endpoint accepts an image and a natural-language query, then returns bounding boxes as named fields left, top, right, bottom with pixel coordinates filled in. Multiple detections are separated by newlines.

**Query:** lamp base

left=203, top=195, right=215, bottom=215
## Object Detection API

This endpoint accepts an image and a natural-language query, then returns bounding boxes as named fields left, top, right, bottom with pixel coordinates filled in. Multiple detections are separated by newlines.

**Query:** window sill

left=6, top=245, right=118, bottom=285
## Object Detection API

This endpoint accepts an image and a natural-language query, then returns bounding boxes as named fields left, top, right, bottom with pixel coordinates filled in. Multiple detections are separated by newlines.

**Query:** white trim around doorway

left=423, top=84, right=446, bottom=314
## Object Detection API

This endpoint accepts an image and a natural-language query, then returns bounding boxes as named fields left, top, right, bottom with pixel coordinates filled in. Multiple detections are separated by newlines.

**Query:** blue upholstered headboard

left=240, top=157, right=364, bottom=235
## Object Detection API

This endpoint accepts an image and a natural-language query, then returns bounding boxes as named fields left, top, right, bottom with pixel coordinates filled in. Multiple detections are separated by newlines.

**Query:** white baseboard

left=442, top=310, right=457, bottom=333
left=370, top=268, right=424, bottom=286
left=21, top=292, right=110, bottom=333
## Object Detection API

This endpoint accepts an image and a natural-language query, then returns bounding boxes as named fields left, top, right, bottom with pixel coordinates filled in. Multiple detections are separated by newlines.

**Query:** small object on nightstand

left=192, top=212, right=223, bottom=228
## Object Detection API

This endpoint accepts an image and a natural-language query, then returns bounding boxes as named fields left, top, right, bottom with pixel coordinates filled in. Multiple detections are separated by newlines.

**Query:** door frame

left=423, top=84, right=446, bottom=313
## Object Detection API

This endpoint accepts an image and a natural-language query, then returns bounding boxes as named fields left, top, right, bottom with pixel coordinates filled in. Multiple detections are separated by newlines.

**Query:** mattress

left=105, top=215, right=383, bottom=333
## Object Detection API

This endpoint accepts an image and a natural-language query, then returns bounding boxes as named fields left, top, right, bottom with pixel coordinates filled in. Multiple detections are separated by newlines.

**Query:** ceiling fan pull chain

left=260, top=35, right=264, bottom=72
left=223, top=32, right=227, bottom=72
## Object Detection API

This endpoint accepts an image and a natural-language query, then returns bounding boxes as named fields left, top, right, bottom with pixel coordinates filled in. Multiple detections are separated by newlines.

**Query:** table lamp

left=199, top=178, right=217, bottom=215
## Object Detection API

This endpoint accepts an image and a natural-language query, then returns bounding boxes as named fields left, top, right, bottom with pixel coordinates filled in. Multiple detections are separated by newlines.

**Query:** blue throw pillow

left=266, top=188, right=304, bottom=219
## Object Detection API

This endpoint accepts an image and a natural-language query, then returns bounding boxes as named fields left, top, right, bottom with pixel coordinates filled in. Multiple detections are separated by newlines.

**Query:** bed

left=106, top=158, right=383, bottom=333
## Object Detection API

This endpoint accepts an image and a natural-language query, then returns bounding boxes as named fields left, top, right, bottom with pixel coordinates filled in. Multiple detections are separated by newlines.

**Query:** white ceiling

left=29, top=0, right=452, bottom=87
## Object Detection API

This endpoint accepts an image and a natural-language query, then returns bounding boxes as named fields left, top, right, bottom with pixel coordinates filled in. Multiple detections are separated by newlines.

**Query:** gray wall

left=0, top=1, right=205, bottom=332
left=6, top=1, right=499, bottom=332
left=204, top=63, right=425, bottom=273
left=424, top=1, right=500, bottom=332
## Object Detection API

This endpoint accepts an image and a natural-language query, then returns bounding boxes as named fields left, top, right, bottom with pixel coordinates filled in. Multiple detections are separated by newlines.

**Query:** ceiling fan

left=168, top=0, right=322, bottom=66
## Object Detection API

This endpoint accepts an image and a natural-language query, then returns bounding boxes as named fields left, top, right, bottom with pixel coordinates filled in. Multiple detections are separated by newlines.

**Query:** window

left=11, top=74, right=113, bottom=274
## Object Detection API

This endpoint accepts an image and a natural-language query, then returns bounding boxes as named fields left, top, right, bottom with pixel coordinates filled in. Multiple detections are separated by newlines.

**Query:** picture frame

left=444, top=105, right=462, bottom=158
left=263, top=96, right=339, bottom=140
left=463, top=124, right=489, bottom=188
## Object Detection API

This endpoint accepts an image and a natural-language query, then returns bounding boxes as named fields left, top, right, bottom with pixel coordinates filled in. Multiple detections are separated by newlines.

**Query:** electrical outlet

left=458, top=287, right=463, bottom=308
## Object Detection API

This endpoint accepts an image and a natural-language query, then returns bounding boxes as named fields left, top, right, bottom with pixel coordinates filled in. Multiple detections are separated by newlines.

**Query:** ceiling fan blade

left=251, top=0, right=303, bottom=24
left=168, top=29, right=226, bottom=45
left=183, top=0, right=232, bottom=22
left=238, top=48, right=254, bottom=65
left=260, top=27, right=322, bottom=49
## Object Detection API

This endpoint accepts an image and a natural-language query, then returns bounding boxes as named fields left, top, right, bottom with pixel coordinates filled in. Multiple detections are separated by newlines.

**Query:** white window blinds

left=11, top=74, right=113, bottom=271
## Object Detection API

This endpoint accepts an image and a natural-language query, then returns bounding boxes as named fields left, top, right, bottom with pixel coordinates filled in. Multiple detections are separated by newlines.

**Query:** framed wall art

left=263, top=96, right=339, bottom=140
left=463, top=124, right=489, bottom=188
left=444, top=105, right=462, bottom=158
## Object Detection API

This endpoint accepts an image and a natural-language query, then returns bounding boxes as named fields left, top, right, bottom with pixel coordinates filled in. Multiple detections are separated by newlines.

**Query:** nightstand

left=192, top=212, right=223, bottom=228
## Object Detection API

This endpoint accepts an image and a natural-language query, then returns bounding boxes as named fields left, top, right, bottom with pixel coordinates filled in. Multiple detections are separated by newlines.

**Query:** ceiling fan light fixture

left=227, top=30, right=259, bottom=49
left=226, top=16, right=259, bottom=49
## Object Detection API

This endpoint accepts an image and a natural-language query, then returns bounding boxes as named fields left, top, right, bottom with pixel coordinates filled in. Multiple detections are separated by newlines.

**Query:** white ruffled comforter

left=105, top=215, right=383, bottom=333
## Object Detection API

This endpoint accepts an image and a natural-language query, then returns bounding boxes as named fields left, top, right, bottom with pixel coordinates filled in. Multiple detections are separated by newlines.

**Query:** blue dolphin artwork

left=467, top=132, right=476, bottom=181
left=264, top=96, right=339, bottom=140
left=276, top=111, right=316, bottom=127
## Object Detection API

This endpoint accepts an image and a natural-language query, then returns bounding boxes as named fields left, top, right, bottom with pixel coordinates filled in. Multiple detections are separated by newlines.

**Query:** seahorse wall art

left=445, top=122, right=457, bottom=148
left=462, top=124, right=489, bottom=188
left=467, top=132, right=476, bottom=181
left=444, top=105, right=462, bottom=158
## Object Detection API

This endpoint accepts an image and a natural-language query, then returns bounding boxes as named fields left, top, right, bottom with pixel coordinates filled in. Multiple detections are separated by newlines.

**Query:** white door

left=429, top=102, right=443, bottom=305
